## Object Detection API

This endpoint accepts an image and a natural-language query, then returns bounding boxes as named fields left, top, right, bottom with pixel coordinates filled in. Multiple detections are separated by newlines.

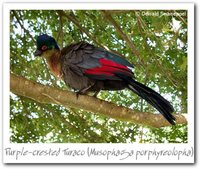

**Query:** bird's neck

left=43, top=49, right=62, bottom=78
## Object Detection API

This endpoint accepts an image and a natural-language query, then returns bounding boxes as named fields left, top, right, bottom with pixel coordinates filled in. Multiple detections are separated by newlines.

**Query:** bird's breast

left=46, top=54, right=62, bottom=78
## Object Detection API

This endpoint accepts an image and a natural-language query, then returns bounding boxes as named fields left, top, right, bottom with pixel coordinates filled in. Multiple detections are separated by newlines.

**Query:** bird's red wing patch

left=84, top=58, right=133, bottom=77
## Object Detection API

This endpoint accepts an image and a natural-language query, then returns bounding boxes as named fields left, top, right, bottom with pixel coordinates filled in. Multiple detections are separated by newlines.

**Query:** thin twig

left=56, top=10, right=127, bottom=59
left=173, top=10, right=187, bottom=26
left=135, top=11, right=179, bottom=88
left=12, top=11, right=36, bottom=43
left=57, top=11, right=64, bottom=48
left=101, top=10, right=146, bottom=69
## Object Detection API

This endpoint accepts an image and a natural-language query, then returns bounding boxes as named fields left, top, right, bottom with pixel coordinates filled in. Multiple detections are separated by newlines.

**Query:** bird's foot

left=92, top=91, right=100, bottom=98
left=75, top=91, right=83, bottom=99
left=75, top=84, right=95, bottom=99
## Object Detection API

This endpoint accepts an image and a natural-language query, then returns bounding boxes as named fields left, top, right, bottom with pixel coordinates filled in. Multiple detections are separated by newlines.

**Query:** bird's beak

left=34, top=49, right=42, bottom=56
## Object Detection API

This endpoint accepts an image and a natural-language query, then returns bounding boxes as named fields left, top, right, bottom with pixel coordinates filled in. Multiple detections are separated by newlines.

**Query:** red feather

left=84, top=58, right=133, bottom=77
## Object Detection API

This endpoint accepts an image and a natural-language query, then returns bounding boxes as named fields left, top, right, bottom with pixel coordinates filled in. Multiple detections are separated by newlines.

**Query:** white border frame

left=3, top=2, right=194, bottom=163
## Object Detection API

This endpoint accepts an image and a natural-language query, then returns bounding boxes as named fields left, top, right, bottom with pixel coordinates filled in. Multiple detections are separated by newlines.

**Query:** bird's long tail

left=117, top=75, right=176, bottom=125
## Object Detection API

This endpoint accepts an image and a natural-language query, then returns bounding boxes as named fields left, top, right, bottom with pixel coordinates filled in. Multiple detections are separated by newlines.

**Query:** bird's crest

left=36, top=34, right=59, bottom=50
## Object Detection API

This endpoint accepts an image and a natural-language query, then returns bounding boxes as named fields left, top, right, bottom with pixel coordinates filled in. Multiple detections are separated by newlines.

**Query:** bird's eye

left=41, top=45, right=48, bottom=51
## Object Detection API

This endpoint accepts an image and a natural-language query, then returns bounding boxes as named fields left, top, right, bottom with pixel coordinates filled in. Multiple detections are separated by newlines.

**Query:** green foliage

left=10, top=10, right=187, bottom=143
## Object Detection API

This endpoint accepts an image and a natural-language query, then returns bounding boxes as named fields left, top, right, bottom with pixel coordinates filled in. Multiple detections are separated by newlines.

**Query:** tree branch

left=56, top=10, right=126, bottom=59
left=12, top=10, right=36, bottom=43
left=56, top=12, right=64, bottom=49
left=10, top=73, right=187, bottom=128
left=101, top=10, right=146, bottom=69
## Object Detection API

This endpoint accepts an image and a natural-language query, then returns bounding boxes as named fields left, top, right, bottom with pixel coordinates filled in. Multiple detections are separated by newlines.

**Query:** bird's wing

left=61, top=42, right=134, bottom=80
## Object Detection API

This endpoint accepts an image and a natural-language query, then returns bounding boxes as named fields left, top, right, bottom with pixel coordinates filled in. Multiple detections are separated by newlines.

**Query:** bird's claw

left=76, top=91, right=81, bottom=99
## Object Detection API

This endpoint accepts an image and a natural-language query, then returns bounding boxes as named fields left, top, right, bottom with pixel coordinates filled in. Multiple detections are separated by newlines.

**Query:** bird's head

left=34, top=34, right=60, bottom=57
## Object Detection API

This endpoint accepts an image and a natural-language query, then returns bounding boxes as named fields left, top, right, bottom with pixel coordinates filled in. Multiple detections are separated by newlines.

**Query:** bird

left=34, top=34, right=176, bottom=125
